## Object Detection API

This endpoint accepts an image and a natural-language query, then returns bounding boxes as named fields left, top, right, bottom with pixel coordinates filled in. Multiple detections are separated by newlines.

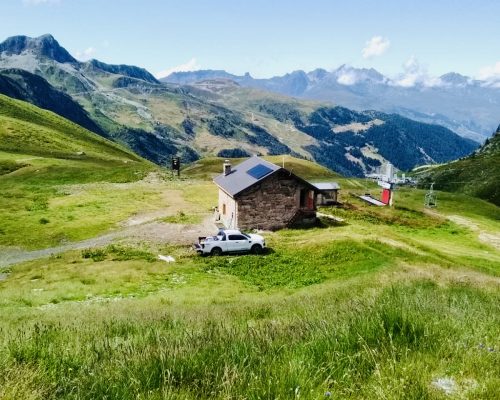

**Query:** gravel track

left=0, top=214, right=216, bottom=269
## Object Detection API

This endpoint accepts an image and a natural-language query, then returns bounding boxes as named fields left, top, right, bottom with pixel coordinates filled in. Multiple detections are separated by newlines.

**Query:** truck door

left=227, top=234, right=249, bottom=251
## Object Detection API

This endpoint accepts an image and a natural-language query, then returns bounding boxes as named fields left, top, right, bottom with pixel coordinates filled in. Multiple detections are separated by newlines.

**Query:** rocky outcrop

left=86, top=59, right=159, bottom=84
left=0, top=34, right=77, bottom=63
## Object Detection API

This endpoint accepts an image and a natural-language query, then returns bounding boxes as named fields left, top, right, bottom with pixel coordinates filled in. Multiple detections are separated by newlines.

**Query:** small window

left=228, top=234, right=247, bottom=241
left=222, top=203, right=226, bottom=215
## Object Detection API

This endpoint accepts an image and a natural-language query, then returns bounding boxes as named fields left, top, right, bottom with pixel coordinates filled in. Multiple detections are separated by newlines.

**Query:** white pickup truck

left=194, top=229, right=266, bottom=256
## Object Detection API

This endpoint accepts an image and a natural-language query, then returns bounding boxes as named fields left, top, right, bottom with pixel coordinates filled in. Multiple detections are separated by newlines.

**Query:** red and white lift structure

left=359, top=163, right=396, bottom=207
left=377, top=162, right=395, bottom=206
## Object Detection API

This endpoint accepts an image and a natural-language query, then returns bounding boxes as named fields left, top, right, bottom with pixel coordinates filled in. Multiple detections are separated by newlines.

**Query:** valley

left=0, top=35, right=477, bottom=177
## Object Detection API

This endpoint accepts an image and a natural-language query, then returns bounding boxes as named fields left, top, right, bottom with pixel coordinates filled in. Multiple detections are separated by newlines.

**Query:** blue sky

left=2, top=0, right=500, bottom=80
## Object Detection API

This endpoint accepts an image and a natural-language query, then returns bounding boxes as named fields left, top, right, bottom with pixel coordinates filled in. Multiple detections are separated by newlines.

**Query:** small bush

left=107, top=245, right=156, bottom=262
left=0, top=160, right=27, bottom=175
left=39, top=217, right=50, bottom=225
left=81, top=248, right=107, bottom=262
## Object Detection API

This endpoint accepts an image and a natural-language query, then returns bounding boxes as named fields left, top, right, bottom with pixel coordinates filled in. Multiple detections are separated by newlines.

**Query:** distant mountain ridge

left=86, top=59, right=159, bottom=84
left=163, top=66, right=500, bottom=142
left=0, top=34, right=479, bottom=177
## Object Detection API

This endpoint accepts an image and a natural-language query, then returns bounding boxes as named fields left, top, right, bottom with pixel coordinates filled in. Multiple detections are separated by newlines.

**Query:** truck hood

left=249, top=233, right=264, bottom=241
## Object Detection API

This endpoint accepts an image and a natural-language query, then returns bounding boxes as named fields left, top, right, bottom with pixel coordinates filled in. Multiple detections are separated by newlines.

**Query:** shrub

left=81, top=248, right=107, bottom=262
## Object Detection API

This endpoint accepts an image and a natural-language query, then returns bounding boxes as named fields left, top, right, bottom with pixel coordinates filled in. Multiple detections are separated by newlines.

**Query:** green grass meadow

left=0, top=176, right=499, bottom=399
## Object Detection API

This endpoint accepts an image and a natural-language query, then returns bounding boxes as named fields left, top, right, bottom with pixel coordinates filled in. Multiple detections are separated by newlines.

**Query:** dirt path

left=0, top=215, right=217, bottom=268
left=1, top=173, right=219, bottom=269
left=447, top=215, right=500, bottom=250
left=424, top=209, right=500, bottom=250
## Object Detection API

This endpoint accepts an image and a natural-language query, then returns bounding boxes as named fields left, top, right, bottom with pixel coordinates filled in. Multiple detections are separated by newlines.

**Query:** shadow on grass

left=200, top=247, right=275, bottom=258
left=288, top=217, right=349, bottom=230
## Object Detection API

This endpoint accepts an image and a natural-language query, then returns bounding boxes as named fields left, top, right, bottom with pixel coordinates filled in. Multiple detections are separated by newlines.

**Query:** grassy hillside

left=0, top=181, right=498, bottom=399
left=182, top=155, right=341, bottom=181
left=0, top=95, right=161, bottom=248
left=416, top=128, right=500, bottom=206
left=0, top=69, right=103, bottom=134
left=0, top=94, right=140, bottom=162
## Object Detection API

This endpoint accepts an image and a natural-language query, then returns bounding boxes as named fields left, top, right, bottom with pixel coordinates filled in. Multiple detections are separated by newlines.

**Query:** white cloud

left=337, top=71, right=359, bottom=85
left=155, top=58, right=201, bottom=79
left=75, top=47, right=96, bottom=61
left=335, top=64, right=389, bottom=86
left=362, top=36, right=390, bottom=59
left=23, top=0, right=61, bottom=5
left=392, top=56, right=443, bottom=88
left=478, top=61, right=500, bottom=83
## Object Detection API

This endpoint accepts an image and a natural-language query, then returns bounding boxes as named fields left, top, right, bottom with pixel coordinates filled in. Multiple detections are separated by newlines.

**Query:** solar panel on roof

left=247, top=164, right=273, bottom=179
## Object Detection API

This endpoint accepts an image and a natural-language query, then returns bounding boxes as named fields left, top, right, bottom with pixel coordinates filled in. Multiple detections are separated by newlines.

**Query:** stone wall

left=236, top=170, right=316, bottom=230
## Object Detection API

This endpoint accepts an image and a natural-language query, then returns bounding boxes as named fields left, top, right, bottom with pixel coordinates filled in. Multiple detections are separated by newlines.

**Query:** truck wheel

left=251, top=244, right=263, bottom=254
left=211, top=247, right=222, bottom=256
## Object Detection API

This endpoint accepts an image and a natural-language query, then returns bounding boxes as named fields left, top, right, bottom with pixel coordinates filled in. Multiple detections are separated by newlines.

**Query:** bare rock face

left=0, top=34, right=77, bottom=64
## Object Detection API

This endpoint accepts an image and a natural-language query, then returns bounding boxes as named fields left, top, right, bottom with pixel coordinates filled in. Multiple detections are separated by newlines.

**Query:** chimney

left=223, top=159, right=231, bottom=176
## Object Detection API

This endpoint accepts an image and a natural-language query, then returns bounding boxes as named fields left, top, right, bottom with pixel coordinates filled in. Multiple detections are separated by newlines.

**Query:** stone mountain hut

left=213, top=156, right=321, bottom=230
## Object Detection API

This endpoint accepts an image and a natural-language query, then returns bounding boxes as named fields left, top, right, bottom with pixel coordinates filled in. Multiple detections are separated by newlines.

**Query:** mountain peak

left=439, top=72, right=470, bottom=85
left=0, top=34, right=76, bottom=64
left=38, top=33, right=56, bottom=42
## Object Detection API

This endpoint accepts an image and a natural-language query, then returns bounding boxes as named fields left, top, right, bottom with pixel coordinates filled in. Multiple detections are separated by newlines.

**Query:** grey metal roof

left=312, top=182, right=340, bottom=190
left=213, top=156, right=281, bottom=197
